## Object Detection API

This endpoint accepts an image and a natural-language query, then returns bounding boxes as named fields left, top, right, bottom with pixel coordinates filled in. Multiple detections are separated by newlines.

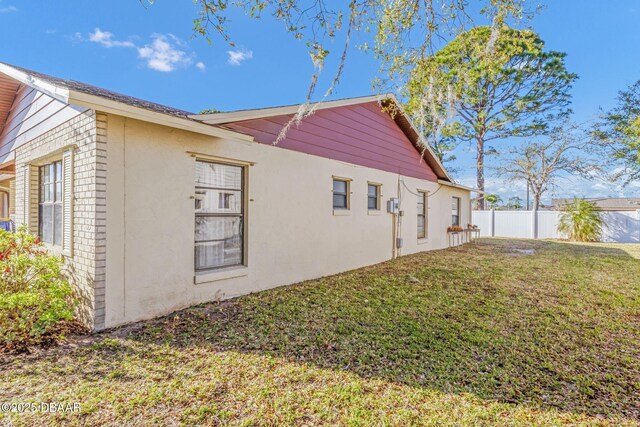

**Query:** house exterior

left=0, top=63, right=474, bottom=330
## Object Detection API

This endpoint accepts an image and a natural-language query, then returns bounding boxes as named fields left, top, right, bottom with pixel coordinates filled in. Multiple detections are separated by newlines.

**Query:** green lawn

left=2, top=239, right=640, bottom=426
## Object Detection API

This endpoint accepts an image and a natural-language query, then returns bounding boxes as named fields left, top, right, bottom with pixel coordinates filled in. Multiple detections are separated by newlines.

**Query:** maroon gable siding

left=223, top=102, right=438, bottom=181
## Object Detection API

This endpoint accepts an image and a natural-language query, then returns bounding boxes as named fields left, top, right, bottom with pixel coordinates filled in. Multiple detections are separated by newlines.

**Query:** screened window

left=417, top=191, right=427, bottom=239
left=39, top=161, right=63, bottom=246
left=452, top=196, right=461, bottom=226
left=195, top=161, right=244, bottom=271
left=367, top=184, right=380, bottom=210
left=333, top=179, right=349, bottom=209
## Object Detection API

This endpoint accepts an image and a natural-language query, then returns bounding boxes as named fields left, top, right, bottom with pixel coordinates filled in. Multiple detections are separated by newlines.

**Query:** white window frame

left=452, top=196, right=461, bottom=226
left=194, top=160, right=246, bottom=272
left=332, top=177, right=351, bottom=210
left=367, top=182, right=382, bottom=211
left=38, top=160, right=63, bottom=247
left=418, top=190, right=428, bottom=239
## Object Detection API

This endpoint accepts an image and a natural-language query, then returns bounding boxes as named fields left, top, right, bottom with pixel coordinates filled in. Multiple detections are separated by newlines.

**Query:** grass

left=1, top=238, right=639, bottom=426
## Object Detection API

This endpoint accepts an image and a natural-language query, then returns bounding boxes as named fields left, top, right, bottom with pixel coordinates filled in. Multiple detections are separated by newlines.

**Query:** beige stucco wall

left=104, top=114, right=471, bottom=329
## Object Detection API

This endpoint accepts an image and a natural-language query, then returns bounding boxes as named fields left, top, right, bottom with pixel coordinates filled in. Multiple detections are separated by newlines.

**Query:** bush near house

left=0, top=227, right=79, bottom=352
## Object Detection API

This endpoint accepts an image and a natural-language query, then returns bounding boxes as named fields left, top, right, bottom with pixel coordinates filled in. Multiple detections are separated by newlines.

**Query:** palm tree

left=557, top=199, right=603, bottom=242
left=485, top=194, right=502, bottom=209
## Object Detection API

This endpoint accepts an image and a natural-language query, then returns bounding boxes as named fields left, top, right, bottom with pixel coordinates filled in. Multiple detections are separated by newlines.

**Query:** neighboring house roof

left=0, top=62, right=463, bottom=185
left=552, top=197, right=640, bottom=211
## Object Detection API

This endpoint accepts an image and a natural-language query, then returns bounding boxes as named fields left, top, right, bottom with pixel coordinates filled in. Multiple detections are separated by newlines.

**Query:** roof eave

left=438, top=179, right=481, bottom=193
left=191, top=94, right=392, bottom=124
left=0, top=63, right=69, bottom=103
left=382, top=94, right=453, bottom=182
left=69, top=90, right=254, bottom=143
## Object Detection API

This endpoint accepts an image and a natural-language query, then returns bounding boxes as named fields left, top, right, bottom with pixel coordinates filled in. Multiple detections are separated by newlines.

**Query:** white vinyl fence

left=472, top=209, right=640, bottom=243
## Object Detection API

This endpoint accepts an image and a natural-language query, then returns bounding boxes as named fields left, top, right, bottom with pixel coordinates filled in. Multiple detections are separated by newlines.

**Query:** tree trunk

left=476, top=136, right=485, bottom=210
left=532, top=191, right=541, bottom=211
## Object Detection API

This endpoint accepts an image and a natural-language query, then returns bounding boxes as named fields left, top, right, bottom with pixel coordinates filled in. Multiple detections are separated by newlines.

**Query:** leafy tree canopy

left=406, top=25, right=577, bottom=207
left=593, top=80, right=640, bottom=183
left=178, top=1, right=535, bottom=107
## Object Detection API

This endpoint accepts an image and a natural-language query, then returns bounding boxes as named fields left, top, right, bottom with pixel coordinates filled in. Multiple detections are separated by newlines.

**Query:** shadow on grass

left=5, top=239, right=640, bottom=424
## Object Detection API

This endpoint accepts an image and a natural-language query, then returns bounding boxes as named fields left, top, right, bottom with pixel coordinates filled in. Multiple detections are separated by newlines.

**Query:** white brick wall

left=14, top=110, right=107, bottom=330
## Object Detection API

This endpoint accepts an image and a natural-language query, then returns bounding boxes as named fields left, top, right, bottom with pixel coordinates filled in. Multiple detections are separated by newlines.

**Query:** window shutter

left=62, top=149, right=74, bottom=256
left=26, top=164, right=39, bottom=234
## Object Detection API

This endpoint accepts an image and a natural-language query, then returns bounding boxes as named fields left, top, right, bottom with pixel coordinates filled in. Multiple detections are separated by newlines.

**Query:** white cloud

left=45, top=29, right=57, bottom=35
left=83, top=29, right=201, bottom=73
left=227, top=49, right=253, bottom=66
left=0, top=5, right=17, bottom=13
left=137, top=34, right=192, bottom=72
left=89, top=28, right=135, bottom=48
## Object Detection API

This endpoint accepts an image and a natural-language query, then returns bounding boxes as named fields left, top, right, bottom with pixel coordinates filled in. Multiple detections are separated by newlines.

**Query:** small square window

left=332, top=179, right=349, bottom=209
left=367, top=184, right=380, bottom=210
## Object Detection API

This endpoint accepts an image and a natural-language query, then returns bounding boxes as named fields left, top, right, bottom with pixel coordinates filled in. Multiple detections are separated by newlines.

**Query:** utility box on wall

left=387, top=198, right=399, bottom=214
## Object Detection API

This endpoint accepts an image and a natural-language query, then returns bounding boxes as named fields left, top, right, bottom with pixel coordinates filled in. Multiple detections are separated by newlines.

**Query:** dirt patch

left=506, top=248, right=536, bottom=256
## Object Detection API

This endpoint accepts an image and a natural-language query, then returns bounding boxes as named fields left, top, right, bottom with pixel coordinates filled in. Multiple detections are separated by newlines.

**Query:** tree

left=507, top=196, right=523, bottom=210
left=557, top=199, right=603, bottom=242
left=496, top=123, right=598, bottom=210
left=167, top=1, right=538, bottom=144
left=593, top=80, right=640, bottom=183
left=485, top=194, right=502, bottom=209
left=407, top=26, right=577, bottom=209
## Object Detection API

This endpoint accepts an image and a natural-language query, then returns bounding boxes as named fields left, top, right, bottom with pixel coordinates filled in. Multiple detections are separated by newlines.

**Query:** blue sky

left=0, top=1, right=638, bottom=202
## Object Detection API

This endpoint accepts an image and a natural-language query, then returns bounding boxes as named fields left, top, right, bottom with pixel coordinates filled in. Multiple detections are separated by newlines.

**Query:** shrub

left=0, top=226, right=78, bottom=351
left=557, top=199, right=604, bottom=242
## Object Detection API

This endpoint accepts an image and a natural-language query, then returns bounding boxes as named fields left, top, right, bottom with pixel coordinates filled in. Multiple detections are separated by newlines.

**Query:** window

left=332, top=178, right=349, bottom=209
left=195, top=160, right=244, bottom=271
left=367, top=183, right=380, bottom=210
left=452, top=196, right=461, bottom=226
left=417, top=191, right=427, bottom=239
left=38, top=161, right=63, bottom=246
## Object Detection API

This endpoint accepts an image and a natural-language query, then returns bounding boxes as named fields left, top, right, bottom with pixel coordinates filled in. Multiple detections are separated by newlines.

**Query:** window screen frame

left=452, top=196, right=461, bottom=226
left=417, top=190, right=427, bottom=239
left=332, top=178, right=350, bottom=210
left=38, top=160, right=63, bottom=246
left=194, top=159, right=246, bottom=272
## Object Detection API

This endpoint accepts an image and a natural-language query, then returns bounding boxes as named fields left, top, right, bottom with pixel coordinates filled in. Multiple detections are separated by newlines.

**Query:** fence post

left=531, top=208, right=538, bottom=239
left=637, top=210, right=640, bottom=242
left=490, top=208, right=495, bottom=237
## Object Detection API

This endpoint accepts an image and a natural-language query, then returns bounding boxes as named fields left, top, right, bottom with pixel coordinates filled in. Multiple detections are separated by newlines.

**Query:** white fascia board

left=69, top=91, right=254, bottom=143
left=438, top=179, right=482, bottom=193
left=0, top=63, right=69, bottom=103
left=192, top=94, right=393, bottom=124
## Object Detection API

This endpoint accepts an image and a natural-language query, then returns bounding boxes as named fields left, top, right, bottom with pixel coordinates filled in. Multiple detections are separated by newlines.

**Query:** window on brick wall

left=194, top=160, right=245, bottom=271
left=38, top=161, right=63, bottom=246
